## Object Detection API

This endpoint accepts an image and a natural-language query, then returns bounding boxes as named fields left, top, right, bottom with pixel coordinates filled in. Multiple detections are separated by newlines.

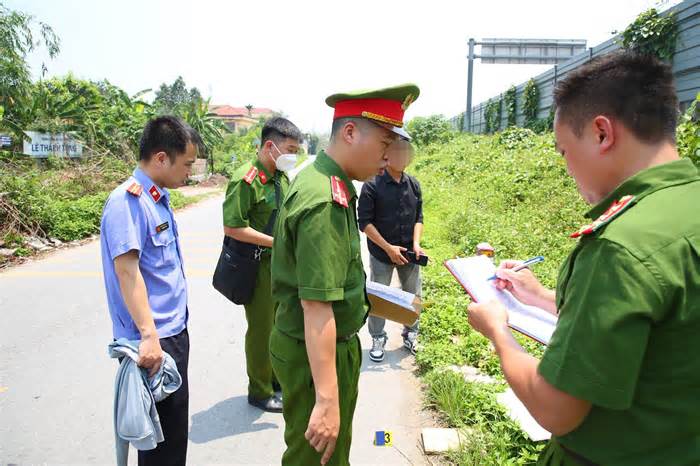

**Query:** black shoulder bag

left=213, top=176, right=281, bottom=304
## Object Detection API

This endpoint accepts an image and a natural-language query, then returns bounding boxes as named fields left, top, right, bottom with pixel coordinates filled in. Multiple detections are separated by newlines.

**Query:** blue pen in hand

left=487, top=255, right=544, bottom=281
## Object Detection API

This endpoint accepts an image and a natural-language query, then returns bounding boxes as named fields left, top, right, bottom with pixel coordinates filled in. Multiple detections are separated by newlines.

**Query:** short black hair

left=139, top=116, right=203, bottom=162
left=261, top=117, right=303, bottom=146
left=554, top=50, right=678, bottom=143
left=330, top=117, right=372, bottom=140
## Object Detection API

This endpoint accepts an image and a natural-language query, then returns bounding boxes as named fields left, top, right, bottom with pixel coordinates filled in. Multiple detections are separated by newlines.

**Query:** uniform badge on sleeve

left=331, top=176, right=349, bottom=208
left=570, top=195, right=636, bottom=238
left=148, top=185, right=162, bottom=203
left=243, top=166, right=258, bottom=185
left=126, top=182, right=142, bottom=197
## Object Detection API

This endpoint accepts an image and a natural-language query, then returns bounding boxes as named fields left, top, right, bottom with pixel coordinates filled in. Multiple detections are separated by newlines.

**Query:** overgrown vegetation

left=484, top=98, right=502, bottom=133
left=0, top=2, right=239, bottom=264
left=522, top=79, right=540, bottom=129
left=677, top=94, right=700, bottom=165
left=405, top=114, right=455, bottom=146
left=411, top=126, right=583, bottom=463
left=411, top=108, right=699, bottom=463
left=619, top=8, right=678, bottom=60
left=504, top=86, right=517, bottom=127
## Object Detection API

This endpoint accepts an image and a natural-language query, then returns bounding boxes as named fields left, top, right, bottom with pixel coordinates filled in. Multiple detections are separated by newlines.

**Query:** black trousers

left=138, top=328, right=190, bottom=466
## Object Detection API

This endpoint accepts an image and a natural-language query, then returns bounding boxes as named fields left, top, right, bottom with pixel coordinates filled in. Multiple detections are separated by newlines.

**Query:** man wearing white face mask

left=222, top=117, right=302, bottom=412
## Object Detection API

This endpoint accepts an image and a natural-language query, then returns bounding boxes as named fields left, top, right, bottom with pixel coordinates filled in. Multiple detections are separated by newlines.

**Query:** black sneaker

left=369, top=336, right=388, bottom=362
left=403, top=331, right=418, bottom=355
left=248, top=394, right=283, bottom=413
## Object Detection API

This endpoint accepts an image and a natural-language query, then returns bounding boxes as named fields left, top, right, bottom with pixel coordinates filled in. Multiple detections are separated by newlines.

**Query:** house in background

left=209, top=104, right=275, bottom=132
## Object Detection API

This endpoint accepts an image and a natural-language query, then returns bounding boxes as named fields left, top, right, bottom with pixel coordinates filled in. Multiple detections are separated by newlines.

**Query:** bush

left=41, top=192, right=108, bottom=241
left=405, top=115, right=455, bottom=146
left=677, top=94, right=699, bottom=166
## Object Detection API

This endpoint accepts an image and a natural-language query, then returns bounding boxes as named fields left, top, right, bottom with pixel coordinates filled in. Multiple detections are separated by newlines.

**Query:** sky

left=9, top=0, right=677, bottom=133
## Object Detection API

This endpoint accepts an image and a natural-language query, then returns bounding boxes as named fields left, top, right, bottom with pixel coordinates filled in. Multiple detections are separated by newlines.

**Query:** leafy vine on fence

left=504, top=86, right=517, bottom=127
left=485, top=98, right=502, bottom=133
left=522, top=79, right=540, bottom=128
left=619, top=8, right=678, bottom=60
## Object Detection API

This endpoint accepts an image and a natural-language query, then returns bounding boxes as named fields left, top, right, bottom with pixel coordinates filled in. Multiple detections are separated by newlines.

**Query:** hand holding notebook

left=445, top=255, right=557, bottom=345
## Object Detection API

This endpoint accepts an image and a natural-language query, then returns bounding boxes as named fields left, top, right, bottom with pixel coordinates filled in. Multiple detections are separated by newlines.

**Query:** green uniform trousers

left=269, top=327, right=361, bottom=466
left=243, top=255, right=278, bottom=399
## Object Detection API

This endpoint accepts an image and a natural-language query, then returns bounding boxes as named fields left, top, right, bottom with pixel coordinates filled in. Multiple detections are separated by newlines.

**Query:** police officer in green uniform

left=270, top=84, right=420, bottom=465
left=222, top=117, right=302, bottom=412
left=467, top=52, right=700, bottom=465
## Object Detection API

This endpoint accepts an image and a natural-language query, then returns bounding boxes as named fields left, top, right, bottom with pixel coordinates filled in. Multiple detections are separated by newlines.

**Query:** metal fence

left=455, top=0, right=700, bottom=133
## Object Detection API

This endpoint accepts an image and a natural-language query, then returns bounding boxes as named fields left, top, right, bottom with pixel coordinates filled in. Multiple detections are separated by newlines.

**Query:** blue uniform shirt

left=100, top=168, right=188, bottom=340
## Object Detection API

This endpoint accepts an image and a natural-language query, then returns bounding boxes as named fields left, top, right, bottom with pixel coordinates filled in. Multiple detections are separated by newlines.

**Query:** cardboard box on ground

left=366, top=281, right=421, bottom=327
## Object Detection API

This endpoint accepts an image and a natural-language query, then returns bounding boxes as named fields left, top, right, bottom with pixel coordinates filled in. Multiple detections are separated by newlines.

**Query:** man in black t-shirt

left=358, top=135, right=424, bottom=362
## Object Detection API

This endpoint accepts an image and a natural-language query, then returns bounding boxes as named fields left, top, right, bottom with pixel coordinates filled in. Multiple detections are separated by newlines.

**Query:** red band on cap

left=333, top=98, right=404, bottom=126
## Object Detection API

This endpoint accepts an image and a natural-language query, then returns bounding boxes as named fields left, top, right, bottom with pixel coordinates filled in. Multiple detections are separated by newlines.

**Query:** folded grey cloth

left=108, top=338, right=181, bottom=466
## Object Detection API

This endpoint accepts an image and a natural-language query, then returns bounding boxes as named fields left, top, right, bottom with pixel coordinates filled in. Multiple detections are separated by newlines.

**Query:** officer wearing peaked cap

left=270, top=84, right=419, bottom=465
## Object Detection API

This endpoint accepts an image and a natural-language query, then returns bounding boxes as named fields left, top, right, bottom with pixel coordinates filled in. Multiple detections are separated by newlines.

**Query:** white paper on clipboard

left=445, top=255, right=557, bottom=345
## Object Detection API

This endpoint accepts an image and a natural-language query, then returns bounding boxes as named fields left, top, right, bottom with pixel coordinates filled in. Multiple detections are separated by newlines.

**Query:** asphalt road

left=0, top=193, right=430, bottom=465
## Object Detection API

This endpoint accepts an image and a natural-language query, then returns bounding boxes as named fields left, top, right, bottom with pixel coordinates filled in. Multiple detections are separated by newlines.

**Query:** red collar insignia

left=331, top=176, right=349, bottom=208
left=258, top=170, right=268, bottom=184
left=243, top=166, right=258, bottom=185
left=571, top=195, right=636, bottom=238
left=126, top=182, right=142, bottom=197
left=149, top=185, right=162, bottom=203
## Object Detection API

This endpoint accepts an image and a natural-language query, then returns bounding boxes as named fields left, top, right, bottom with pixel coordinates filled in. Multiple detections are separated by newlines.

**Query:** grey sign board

left=478, top=38, right=587, bottom=64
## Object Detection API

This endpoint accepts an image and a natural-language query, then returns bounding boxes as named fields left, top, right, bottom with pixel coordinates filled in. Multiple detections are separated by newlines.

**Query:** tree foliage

left=0, top=1, right=60, bottom=138
left=153, top=76, right=203, bottom=115
left=405, top=115, right=455, bottom=146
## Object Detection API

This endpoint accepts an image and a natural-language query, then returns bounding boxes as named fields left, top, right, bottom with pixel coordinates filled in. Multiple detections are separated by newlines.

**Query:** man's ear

left=154, top=151, right=169, bottom=165
left=592, top=115, right=615, bottom=155
left=342, top=121, right=358, bottom=145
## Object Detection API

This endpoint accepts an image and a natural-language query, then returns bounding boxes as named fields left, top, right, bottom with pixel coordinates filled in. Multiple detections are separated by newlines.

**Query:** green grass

left=411, top=127, right=586, bottom=463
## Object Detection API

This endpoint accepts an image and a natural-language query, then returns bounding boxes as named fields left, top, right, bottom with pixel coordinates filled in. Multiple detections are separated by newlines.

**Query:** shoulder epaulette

left=330, top=176, right=349, bottom=208
left=570, top=195, right=636, bottom=238
left=126, top=182, right=143, bottom=197
left=243, top=166, right=258, bottom=185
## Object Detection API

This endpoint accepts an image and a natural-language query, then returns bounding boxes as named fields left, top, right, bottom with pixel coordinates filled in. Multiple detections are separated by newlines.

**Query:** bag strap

left=262, top=174, right=282, bottom=235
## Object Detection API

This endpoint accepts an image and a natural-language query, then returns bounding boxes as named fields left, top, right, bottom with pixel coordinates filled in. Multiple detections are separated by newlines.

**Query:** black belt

left=560, top=443, right=600, bottom=466
left=284, top=331, right=358, bottom=344
left=336, top=332, right=358, bottom=343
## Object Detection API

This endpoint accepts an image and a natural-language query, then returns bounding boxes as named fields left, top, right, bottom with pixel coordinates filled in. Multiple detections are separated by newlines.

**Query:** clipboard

left=444, top=255, right=556, bottom=345
left=366, top=281, right=421, bottom=327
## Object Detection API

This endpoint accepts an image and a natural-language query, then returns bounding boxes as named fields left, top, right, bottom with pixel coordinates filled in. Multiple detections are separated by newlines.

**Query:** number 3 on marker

left=384, top=431, right=393, bottom=446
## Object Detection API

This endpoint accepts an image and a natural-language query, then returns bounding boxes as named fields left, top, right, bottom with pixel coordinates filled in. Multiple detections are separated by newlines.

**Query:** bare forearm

left=115, top=255, right=157, bottom=338
left=363, top=224, right=392, bottom=252
left=302, top=300, right=339, bottom=402
left=412, top=222, right=423, bottom=246
left=224, top=225, right=273, bottom=248
left=491, top=327, right=590, bottom=435
left=534, top=289, right=558, bottom=315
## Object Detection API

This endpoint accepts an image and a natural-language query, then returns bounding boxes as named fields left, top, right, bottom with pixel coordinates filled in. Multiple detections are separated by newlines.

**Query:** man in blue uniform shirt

left=100, top=116, right=201, bottom=465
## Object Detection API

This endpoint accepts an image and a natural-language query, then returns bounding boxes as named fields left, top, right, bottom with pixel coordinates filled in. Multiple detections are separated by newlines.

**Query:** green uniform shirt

left=222, top=159, right=289, bottom=247
left=538, top=158, right=700, bottom=465
left=271, top=151, right=368, bottom=341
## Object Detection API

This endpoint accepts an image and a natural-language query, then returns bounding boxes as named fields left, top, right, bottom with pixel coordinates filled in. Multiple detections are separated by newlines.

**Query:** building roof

left=209, top=105, right=274, bottom=118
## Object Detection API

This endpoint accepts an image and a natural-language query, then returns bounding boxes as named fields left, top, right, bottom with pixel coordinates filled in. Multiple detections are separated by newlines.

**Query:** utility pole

left=464, top=38, right=475, bottom=132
